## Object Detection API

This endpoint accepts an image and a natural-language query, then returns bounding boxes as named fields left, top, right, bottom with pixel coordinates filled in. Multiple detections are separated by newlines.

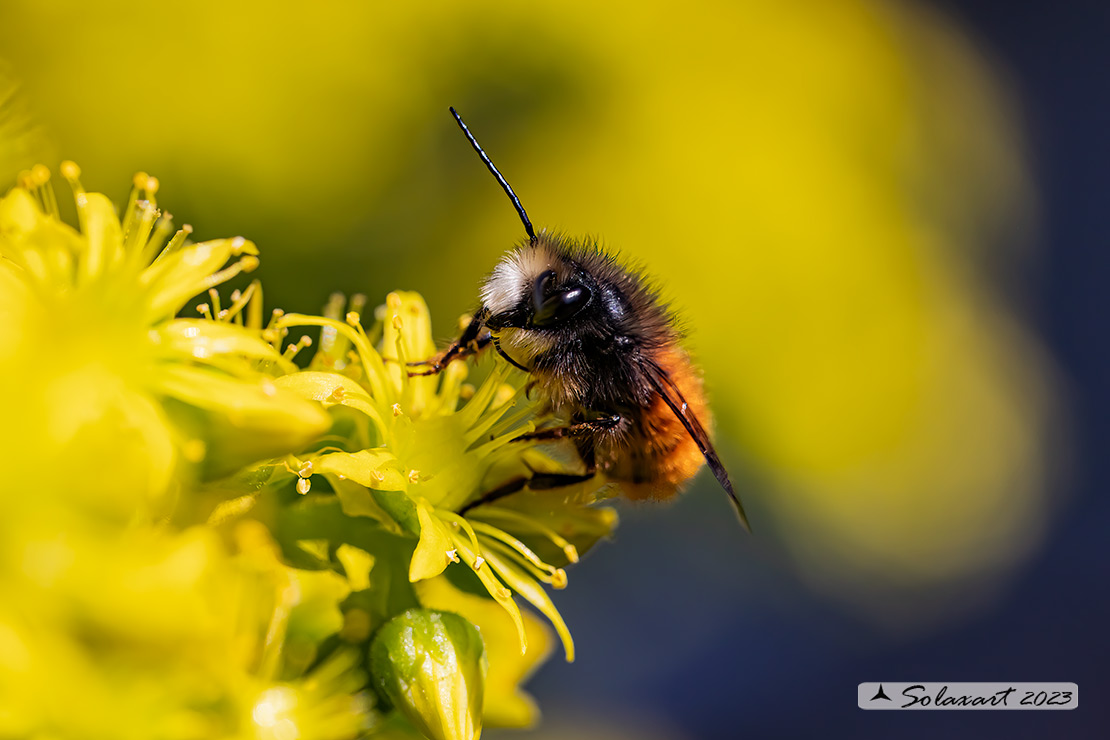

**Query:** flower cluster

left=0, top=167, right=617, bottom=740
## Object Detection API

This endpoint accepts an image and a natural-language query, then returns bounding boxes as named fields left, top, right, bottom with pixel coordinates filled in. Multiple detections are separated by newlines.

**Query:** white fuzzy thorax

left=480, top=245, right=552, bottom=315
left=498, top=327, right=558, bottom=363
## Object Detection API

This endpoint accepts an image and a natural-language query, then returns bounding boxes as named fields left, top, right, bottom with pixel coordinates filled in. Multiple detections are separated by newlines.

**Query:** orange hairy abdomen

left=619, top=349, right=710, bottom=501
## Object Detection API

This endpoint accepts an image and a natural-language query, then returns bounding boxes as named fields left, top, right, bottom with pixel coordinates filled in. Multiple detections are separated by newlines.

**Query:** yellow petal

left=75, top=191, right=122, bottom=284
left=470, top=489, right=618, bottom=568
left=447, top=532, right=528, bottom=656
left=274, top=371, right=387, bottom=434
left=479, top=542, right=574, bottom=662
left=0, top=187, right=39, bottom=235
left=154, top=364, right=330, bottom=478
left=0, top=196, right=82, bottom=285
left=380, top=291, right=440, bottom=413
left=0, top=260, right=31, bottom=363
left=30, top=367, right=177, bottom=516
left=328, top=476, right=400, bottom=526
left=335, top=544, right=374, bottom=592
left=286, top=568, right=350, bottom=643
left=409, top=500, right=456, bottom=583
left=141, top=237, right=256, bottom=319
left=315, top=449, right=406, bottom=491
left=156, top=319, right=290, bottom=367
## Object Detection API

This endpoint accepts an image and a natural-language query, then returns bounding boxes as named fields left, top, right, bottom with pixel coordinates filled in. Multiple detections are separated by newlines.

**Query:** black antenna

left=449, top=106, right=536, bottom=242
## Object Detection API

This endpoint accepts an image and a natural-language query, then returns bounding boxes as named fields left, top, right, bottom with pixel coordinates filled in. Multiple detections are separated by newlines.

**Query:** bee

left=414, top=107, right=750, bottom=530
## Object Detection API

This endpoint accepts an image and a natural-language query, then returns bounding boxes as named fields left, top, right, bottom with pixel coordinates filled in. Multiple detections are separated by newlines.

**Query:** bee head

left=480, top=236, right=595, bottom=333
left=448, top=107, right=630, bottom=366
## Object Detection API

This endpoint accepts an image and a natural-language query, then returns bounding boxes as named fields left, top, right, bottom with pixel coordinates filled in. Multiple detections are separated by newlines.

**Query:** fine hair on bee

left=412, top=106, right=750, bottom=531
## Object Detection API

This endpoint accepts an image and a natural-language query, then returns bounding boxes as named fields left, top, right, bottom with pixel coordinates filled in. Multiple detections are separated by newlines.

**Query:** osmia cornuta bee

left=412, top=108, right=750, bottom=531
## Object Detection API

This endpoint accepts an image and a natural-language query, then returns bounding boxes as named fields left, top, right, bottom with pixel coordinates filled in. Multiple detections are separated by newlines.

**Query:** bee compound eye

left=532, top=270, right=557, bottom=313
left=531, top=283, right=592, bottom=328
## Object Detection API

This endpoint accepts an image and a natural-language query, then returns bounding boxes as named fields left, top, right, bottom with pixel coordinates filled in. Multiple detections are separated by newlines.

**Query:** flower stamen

left=207, top=288, right=223, bottom=317
left=29, top=164, right=60, bottom=218
left=58, top=159, right=81, bottom=184
left=436, top=510, right=483, bottom=557
left=469, top=508, right=582, bottom=564
left=283, top=335, right=314, bottom=361
left=147, top=224, right=193, bottom=269
left=121, top=172, right=153, bottom=243
left=123, top=199, right=161, bottom=266
left=480, top=537, right=566, bottom=590
left=141, top=211, right=177, bottom=266
left=469, top=520, right=562, bottom=579
left=277, top=314, right=391, bottom=403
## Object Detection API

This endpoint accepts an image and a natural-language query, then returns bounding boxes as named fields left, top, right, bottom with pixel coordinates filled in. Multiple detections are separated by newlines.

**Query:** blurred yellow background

left=0, top=0, right=1060, bottom=625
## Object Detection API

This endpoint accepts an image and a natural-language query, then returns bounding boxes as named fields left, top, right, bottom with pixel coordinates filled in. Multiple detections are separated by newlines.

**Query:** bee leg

left=513, top=413, right=622, bottom=442
left=490, top=334, right=531, bottom=372
left=407, top=309, right=490, bottom=376
left=406, top=333, right=491, bottom=374
left=460, top=471, right=598, bottom=514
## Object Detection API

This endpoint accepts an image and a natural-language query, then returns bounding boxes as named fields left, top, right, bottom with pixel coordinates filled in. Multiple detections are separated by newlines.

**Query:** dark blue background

left=500, top=2, right=1110, bottom=738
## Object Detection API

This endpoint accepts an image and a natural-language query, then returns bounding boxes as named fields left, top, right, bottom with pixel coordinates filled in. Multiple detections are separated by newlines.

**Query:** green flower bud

left=370, top=609, right=487, bottom=740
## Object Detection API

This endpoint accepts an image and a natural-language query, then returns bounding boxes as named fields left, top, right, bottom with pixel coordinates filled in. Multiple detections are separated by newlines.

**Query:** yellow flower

left=273, top=293, right=615, bottom=648
left=0, top=166, right=349, bottom=738
left=266, top=292, right=618, bottom=732
left=0, top=520, right=375, bottom=740
left=0, top=164, right=329, bottom=518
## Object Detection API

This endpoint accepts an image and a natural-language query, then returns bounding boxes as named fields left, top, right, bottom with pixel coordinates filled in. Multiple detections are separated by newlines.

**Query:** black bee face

left=478, top=233, right=659, bottom=372
left=528, top=269, right=593, bottom=328
left=479, top=235, right=629, bottom=370
left=481, top=237, right=597, bottom=333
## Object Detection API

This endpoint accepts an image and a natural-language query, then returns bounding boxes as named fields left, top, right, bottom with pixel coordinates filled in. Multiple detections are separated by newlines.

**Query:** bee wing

left=643, top=364, right=752, bottom=532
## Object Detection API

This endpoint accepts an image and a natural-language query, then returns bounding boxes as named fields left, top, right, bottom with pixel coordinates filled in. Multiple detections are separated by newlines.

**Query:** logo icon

left=870, top=684, right=892, bottom=702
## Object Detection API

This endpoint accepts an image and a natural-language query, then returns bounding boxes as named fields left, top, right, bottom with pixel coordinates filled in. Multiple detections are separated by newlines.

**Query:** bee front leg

left=406, top=333, right=491, bottom=375
left=407, top=308, right=490, bottom=376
